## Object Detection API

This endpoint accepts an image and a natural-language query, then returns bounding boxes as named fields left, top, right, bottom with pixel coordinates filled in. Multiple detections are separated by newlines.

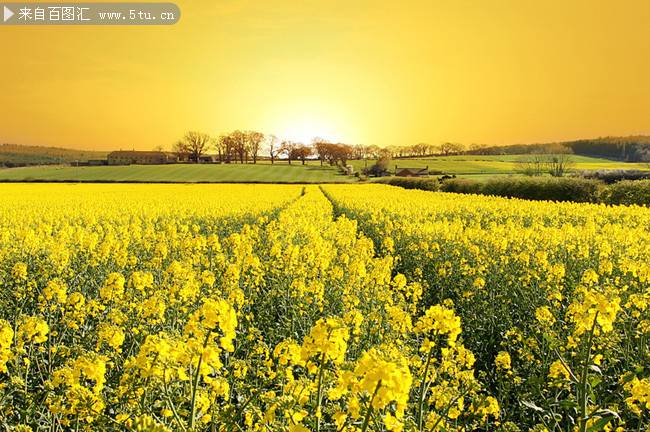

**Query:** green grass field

left=0, top=155, right=647, bottom=183
left=350, top=154, right=650, bottom=175
left=0, top=162, right=355, bottom=183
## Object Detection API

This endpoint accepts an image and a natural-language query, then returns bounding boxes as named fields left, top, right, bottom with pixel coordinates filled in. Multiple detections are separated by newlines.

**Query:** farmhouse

left=107, top=151, right=176, bottom=165
left=395, top=166, right=429, bottom=177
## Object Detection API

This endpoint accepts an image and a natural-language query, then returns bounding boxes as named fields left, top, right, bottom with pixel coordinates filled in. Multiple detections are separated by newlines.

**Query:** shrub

left=439, top=178, right=483, bottom=194
left=481, top=177, right=602, bottom=202
left=578, top=169, right=650, bottom=184
left=405, top=177, right=603, bottom=203
left=380, top=176, right=650, bottom=207
left=362, top=155, right=392, bottom=177
left=363, top=163, right=390, bottom=177
left=601, top=180, right=650, bottom=206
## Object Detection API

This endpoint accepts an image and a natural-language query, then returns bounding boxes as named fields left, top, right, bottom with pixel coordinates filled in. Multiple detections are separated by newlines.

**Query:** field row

left=324, top=185, right=650, bottom=430
left=1, top=184, right=649, bottom=431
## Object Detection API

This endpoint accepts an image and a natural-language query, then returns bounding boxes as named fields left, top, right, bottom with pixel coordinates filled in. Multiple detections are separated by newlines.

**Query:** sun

left=277, top=116, right=340, bottom=144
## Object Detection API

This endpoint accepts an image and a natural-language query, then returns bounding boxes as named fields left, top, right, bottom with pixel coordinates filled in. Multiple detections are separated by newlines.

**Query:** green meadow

left=0, top=155, right=647, bottom=183
left=0, top=162, right=354, bottom=183
left=350, top=154, right=649, bottom=175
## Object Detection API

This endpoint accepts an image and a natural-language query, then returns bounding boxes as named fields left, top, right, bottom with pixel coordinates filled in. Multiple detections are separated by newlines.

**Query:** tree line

left=171, top=132, right=650, bottom=164
left=173, top=131, right=365, bottom=166
left=171, top=131, right=479, bottom=165
left=468, top=136, right=650, bottom=162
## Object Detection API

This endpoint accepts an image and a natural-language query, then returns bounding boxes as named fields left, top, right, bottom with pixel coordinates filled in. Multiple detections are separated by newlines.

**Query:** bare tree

left=439, top=142, right=464, bottom=156
left=542, top=144, right=575, bottom=177
left=213, top=136, right=226, bottom=163
left=172, top=140, right=185, bottom=156
left=546, top=152, right=575, bottom=177
left=219, top=134, right=236, bottom=163
left=312, top=138, right=330, bottom=166
left=176, top=131, right=212, bottom=163
left=515, top=153, right=546, bottom=176
left=413, top=142, right=429, bottom=156
left=387, top=145, right=402, bottom=158
left=267, top=134, right=280, bottom=164
left=366, top=145, right=381, bottom=159
left=230, top=130, right=248, bottom=164
left=281, top=141, right=298, bottom=165
left=152, top=145, right=165, bottom=152
left=247, top=131, right=265, bottom=164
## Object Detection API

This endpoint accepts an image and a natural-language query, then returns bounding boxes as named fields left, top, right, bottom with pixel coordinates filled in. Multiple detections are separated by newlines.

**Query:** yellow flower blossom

left=535, top=306, right=556, bottom=326
left=495, top=351, right=512, bottom=373
left=301, top=317, right=349, bottom=365
left=17, top=315, right=49, bottom=347
left=353, top=347, right=412, bottom=418
left=414, top=304, right=462, bottom=346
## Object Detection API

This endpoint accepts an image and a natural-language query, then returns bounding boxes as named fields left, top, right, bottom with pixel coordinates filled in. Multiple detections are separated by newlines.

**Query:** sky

left=1, top=0, right=650, bottom=151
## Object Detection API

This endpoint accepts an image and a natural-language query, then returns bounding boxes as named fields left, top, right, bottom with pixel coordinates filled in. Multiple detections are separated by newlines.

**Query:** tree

left=364, top=152, right=392, bottom=177
left=313, top=138, right=330, bottom=166
left=468, top=143, right=489, bottom=154
left=387, top=145, right=403, bottom=158
left=439, top=142, right=464, bottom=156
left=218, top=134, right=237, bottom=163
left=247, top=131, right=265, bottom=164
left=230, top=130, right=248, bottom=164
left=413, top=143, right=429, bottom=157
left=152, top=145, right=165, bottom=152
left=352, top=144, right=366, bottom=160
left=172, top=141, right=184, bottom=155
left=280, top=141, right=298, bottom=164
left=366, top=145, right=381, bottom=159
left=267, top=134, right=280, bottom=164
left=540, top=144, right=574, bottom=177
left=515, top=153, right=546, bottom=176
left=176, top=131, right=212, bottom=163
left=311, top=141, right=356, bottom=166
left=332, top=143, right=354, bottom=166
left=291, top=144, right=313, bottom=165
left=214, top=135, right=225, bottom=163
left=546, top=152, right=575, bottom=177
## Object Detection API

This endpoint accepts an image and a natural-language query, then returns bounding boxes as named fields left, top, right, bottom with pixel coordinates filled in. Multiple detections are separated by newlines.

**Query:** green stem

left=360, top=380, right=382, bottom=432
left=226, top=391, right=258, bottom=432
left=315, top=353, right=326, bottom=432
left=428, top=386, right=472, bottom=432
left=418, top=346, right=435, bottom=431
left=578, top=312, right=599, bottom=432
left=190, top=330, right=213, bottom=430
left=163, top=372, right=187, bottom=431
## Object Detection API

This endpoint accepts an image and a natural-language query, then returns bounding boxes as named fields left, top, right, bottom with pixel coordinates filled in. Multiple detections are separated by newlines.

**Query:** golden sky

left=2, top=0, right=650, bottom=151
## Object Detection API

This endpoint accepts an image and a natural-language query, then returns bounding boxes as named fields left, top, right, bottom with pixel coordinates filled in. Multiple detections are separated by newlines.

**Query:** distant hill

left=0, top=143, right=108, bottom=167
left=467, top=136, right=650, bottom=162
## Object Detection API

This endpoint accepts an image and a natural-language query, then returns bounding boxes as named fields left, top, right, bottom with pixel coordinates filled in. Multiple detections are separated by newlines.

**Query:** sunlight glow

left=277, top=116, right=340, bottom=144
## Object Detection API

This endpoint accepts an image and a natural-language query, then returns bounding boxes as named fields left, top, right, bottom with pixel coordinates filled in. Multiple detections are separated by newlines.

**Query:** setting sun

left=277, top=117, right=340, bottom=144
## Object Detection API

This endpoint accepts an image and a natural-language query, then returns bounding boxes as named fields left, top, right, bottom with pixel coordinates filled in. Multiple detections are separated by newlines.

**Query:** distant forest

left=467, top=136, right=650, bottom=162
